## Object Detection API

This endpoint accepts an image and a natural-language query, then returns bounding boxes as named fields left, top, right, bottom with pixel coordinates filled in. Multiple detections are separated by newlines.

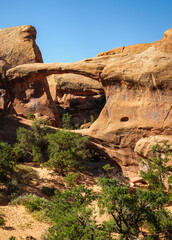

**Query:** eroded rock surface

left=0, top=25, right=43, bottom=67
left=47, top=74, right=104, bottom=125
left=0, top=26, right=60, bottom=124
left=135, top=135, right=172, bottom=158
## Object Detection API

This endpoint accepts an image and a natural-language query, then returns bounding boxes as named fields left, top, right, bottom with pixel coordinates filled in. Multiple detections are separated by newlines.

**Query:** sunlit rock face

left=89, top=47, right=172, bottom=142
left=88, top=34, right=172, bottom=174
left=0, top=25, right=43, bottom=67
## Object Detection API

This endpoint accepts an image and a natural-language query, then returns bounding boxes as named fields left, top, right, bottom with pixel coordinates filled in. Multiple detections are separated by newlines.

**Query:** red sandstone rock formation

left=0, top=26, right=172, bottom=177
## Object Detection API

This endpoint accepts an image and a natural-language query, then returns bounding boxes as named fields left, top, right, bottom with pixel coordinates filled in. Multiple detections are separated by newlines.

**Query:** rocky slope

left=0, top=25, right=172, bottom=177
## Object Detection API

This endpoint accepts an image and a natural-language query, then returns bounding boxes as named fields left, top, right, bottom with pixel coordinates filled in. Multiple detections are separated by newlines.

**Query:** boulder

left=134, top=136, right=172, bottom=184
left=135, top=135, right=172, bottom=158
left=0, top=25, right=43, bottom=67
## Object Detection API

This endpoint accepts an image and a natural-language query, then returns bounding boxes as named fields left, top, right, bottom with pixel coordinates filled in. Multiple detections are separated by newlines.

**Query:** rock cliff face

left=0, top=26, right=172, bottom=177
left=0, top=25, right=59, bottom=124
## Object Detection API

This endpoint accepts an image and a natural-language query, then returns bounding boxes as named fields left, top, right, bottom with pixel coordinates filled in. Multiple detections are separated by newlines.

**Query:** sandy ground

left=0, top=205, right=50, bottom=240
left=0, top=164, right=56, bottom=240
left=0, top=163, right=97, bottom=240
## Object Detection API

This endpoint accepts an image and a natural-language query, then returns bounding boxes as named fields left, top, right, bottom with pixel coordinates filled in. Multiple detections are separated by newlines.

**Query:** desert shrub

left=15, top=119, right=49, bottom=163
left=101, top=164, right=115, bottom=178
left=15, top=164, right=38, bottom=184
left=0, top=142, right=17, bottom=181
left=168, top=175, right=172, bottom=203
left=0, top=217, right=5, bottom=226
left=46, top=130, right=89, bottom=175
left=11, top=193, right=51, bottom=222
left=98, top=177, right=172, bottom=239
left=65, top=172, right=80, bottom=187
left=48, top=185, right=111, bottom=240
left=9, top=237, right=16, bottom=240
left=139, top=141, right=172, bottom=191
left=62, top=112, right=72, bottom=129
left=6, top=164, right=38, bottom=200
left=96, top=142, right=172, bottom=239
left=7, top=177, right=22, bottom=200
left=90, top=115, right=94, bottom=124
left=40, top=232, right=49, bottom=240
left=21, top=194, right=50, bottom=212
left=27, top=113, right=35, bottom=120
left=74, top=123, right=80, bottom=129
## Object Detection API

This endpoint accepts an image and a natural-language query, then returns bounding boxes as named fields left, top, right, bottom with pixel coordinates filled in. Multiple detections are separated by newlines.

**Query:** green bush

left=90, top=115, right=94, bottom=124
left=23, top=194, right=50, bottom=212
left=62, top=112, right=72, bottom=129
left=7, top=178, right=22, bottom=200
left=9, top=237, right=16, bottom=240
left=0, top=218, right=5, bottom=226
left=15, top=119, right=49, bottom=163
left=102, top=164, right=115, bottom=178
left=0, top=142, right=17, bottom=181
left=48, top=185, right=110, bottom=240
left=11, top=193, right=51, bottom=222
left=46, top=130, right=89, bottom=175
left=27, top=113, right=35, bottom=120
left=139, top=141, right=172, bottom=190
left=65, top=172, right=80, bottom=187
left=98, top=177, right=172, bottom=239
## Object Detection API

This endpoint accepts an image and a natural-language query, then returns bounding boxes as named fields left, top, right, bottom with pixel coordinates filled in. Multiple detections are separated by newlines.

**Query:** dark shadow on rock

left=0, top=115, right=32, bottom=143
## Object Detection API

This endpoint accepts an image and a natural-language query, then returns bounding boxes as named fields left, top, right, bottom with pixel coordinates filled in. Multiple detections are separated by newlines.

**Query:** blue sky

left=1, top=0, right=171, bottom=63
